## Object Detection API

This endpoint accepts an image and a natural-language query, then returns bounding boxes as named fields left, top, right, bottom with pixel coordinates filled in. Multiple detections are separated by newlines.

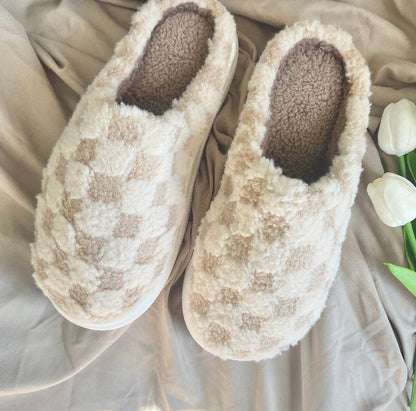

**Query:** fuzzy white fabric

left=31, top=0, right=238, bottom=329
left=182, top=20, right=371, bottom=361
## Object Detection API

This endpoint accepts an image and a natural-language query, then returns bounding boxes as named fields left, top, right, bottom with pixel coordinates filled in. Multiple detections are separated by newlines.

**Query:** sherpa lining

left=261, top=38, right=349, bottom=184
left=116, top=3, right=215, bottom=115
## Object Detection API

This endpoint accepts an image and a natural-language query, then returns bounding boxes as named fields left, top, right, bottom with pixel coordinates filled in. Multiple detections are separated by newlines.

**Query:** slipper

left=31, top=0, right=238, bottom=330
left=182, top=21, right=371, bottom=360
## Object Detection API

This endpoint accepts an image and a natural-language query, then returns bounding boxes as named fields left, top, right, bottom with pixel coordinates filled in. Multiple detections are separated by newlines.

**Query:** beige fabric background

left=0, top=0, right=415, bottom=409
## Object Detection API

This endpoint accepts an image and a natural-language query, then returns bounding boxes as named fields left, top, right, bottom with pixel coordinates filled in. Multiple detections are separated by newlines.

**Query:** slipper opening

left=261, top=38, right=350, bottom=184
left=116, top=3, right=215, bottom=115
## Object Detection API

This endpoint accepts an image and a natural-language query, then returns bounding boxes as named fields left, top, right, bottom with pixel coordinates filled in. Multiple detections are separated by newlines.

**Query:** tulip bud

left=378, top=99, right=416, bottom=156
left=367, top=172, right=416, bottom=227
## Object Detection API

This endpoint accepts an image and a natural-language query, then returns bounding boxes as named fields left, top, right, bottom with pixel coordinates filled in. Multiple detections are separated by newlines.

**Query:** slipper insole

left=261, top=38, right=349, bottom=184
left=116, top=3, right=214, bottom=116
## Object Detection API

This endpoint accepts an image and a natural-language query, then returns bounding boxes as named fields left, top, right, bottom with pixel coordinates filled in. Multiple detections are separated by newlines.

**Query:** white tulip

left=378, top=99, right=416, bottom=156
left=367, top=172, right=416, bottom=227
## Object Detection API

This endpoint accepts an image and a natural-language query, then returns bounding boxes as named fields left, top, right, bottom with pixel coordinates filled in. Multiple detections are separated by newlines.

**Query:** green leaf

left=404, top=228, right=416, bottom=270
left=407, top=151, right=416, bottom=184
left=411, top=218, right=416, bottom=238
left=386, top=263, right=416, bottom=297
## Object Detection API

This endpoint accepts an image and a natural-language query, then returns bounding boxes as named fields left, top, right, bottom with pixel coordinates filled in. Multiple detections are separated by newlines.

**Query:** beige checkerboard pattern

left=31, top=0, right=238, bottom=325
left=185, top=171, right=351, bottom=359
left=182, top=20, right=371, bottom=360
left=32, top=102, right=186, bottom=321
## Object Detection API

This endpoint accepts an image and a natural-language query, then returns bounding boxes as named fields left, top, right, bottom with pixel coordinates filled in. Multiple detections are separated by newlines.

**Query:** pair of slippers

left=31, top=0, right=371, bottom=361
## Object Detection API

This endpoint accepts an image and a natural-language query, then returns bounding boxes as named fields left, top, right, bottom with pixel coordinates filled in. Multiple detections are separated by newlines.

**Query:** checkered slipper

left=182, top=21, right=371, bottom=360
left=31, top=0, right=238, bottom=330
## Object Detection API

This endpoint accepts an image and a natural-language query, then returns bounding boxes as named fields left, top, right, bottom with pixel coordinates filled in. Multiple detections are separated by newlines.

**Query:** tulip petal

left=367, top=173, right=416, bottom=227
left=386, top=263, right=416, bottom=298
left=378, top=99, right=416, bottom=156
left=384, top=173, right=416, bottom=226
left=368, top=180, right=401, bottom=226
left=378, top=105, right=395, bottom=155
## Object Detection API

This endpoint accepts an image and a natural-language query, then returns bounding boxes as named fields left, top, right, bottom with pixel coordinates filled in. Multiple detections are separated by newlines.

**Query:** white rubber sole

left=50, top=283, right=163, bottom=330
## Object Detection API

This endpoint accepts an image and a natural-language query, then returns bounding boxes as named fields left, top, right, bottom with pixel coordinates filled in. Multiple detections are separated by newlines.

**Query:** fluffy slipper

left=182, top=21, right=371, bottom=360
left=31, top=0, right=238, bottom=330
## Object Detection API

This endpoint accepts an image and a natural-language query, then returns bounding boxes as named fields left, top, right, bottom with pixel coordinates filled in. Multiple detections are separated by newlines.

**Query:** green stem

left=401, top=154, right=416, bottom=409
left=411, top=352, right=416, bottom=411
left=405, top=222, right=416, bottom=259
left=399, top=155, right=407, bottom=179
